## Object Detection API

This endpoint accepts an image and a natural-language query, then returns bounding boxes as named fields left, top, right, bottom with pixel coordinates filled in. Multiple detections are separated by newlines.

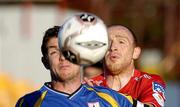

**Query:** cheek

left=105, top=51, right=109, bottom=57
left=121, top=45, right=133, bottom=54
left=49, top=58, right=59, bottom=68
left=72, top=64, right=80, bottom=71
left=105, top=52, right=110, bottom=61
left=120, top=45, right=129, bottom=51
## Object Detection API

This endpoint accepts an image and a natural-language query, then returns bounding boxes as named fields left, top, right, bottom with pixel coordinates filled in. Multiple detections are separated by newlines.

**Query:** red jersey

left=91, top=69, right=166, bottom=107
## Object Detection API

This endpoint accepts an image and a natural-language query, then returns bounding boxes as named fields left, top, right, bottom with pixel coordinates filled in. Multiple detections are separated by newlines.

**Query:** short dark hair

left=127, top=27, right=139, bottom=46
left=41, top=26, right=60, bottom=57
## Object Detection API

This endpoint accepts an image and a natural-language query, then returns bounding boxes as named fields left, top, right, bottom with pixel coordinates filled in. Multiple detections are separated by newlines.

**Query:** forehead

left=47, top=37, right=58, bottom=49
left=108, top=26, right=134, bottom=41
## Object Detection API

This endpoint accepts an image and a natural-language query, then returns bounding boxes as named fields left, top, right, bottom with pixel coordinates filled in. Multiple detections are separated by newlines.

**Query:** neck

left=106, top=64, right=134, bottom=91
left=51, top=77, right=81, bottom=94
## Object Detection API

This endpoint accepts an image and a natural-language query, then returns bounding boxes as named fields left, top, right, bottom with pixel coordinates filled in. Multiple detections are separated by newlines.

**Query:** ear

left=41, top=56, right=50, bottom=70
left=133, top=46, right=141, bottom=59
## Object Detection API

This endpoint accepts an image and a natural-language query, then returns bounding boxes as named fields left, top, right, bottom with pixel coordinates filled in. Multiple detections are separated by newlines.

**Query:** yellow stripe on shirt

left=34, top=91, right=47, bottom=107
left=97, top=92, right=119, bottom=107
left=18, top=98, right=24, bottom=107
left=121, top=93, right=134, bottom=104
left=86, top=87, right=119, bottom=107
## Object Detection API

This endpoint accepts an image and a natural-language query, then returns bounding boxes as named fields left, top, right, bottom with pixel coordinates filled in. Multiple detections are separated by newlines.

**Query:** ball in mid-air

left=58, top=13, right=109, bottom=66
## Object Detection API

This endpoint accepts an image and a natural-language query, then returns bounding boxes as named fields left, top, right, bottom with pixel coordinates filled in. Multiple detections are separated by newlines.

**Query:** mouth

left=108, top=53, right=119, bottom=61
left=60, top=64, right=70, bottom=69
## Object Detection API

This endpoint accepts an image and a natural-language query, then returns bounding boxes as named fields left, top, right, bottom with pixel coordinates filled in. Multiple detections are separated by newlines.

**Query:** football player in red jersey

left=85, top=25, right=166, bottom=107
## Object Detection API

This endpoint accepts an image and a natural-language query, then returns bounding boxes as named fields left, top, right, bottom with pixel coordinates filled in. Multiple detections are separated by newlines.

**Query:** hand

left=83, top=77, right=94, bottom=86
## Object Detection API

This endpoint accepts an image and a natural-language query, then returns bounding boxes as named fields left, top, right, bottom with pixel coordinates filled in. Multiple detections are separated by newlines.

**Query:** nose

left=59, top=52, right=66, bottom=61
left=110, top=41, right=117, bottom=51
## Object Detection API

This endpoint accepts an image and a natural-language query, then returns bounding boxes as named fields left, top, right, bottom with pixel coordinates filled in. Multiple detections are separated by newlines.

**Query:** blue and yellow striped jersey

left=16, top=83, right=134, bottom=107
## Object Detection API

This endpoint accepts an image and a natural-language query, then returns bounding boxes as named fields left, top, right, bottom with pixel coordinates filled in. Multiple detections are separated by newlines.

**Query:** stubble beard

left=106, top=57, right=134, bottom=76
left=51, top=70, right=80, bottom=82
left=105, top=59, right=123, bottom=75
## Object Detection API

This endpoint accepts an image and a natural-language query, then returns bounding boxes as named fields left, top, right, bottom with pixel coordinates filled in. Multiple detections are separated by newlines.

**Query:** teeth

left=76, top=40, right=106, bottom=49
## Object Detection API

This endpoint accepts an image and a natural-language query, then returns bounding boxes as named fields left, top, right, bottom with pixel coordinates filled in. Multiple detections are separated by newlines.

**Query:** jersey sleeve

left=15, top=91, right=42, bottom=107
left=15, top=97, right=28, bottom=107
left=138, top=75, right=166, bottom=107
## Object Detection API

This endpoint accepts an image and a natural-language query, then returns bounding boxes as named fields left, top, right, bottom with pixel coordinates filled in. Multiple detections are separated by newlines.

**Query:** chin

left=107, top=64, right=121, bottom=73
left=108, top=68, right=120, bottom=74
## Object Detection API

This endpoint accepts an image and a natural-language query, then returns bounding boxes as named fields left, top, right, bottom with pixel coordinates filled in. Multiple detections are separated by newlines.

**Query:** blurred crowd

left=0, top=72, right=36, bottom=107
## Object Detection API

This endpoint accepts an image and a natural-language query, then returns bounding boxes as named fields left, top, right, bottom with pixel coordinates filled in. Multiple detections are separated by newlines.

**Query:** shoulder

left=84, top=84, right=112, bottom=93
left=86, top=85, right=134, bottom=106
left=15, top=90, right=42, bottom=107
left=134, top=69, right=166, bottom=106
left=84, top=84, right=130, bottom=99
left=134, top=69, right=166, bottom=87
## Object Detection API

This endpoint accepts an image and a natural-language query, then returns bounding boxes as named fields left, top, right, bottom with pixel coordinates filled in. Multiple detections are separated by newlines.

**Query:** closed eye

left=49, top=50, right=60, bottom=56
left=119, top=40, right=125, bottom=44
left=50, top=51, right=57, bottom=55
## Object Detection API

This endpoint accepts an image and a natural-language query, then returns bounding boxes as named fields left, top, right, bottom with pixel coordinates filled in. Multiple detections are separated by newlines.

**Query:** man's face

left=105, top=27, right=136, bottom=75
left=47, top=37, right=80, bottom=81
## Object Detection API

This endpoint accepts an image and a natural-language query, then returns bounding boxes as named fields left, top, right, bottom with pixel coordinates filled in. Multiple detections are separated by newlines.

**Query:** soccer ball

left=58, top=13, right=109, bottom=66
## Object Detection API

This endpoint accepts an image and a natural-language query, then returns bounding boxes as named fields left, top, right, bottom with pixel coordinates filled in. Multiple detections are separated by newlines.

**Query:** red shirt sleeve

left=138, top=75, right=166, bottom=107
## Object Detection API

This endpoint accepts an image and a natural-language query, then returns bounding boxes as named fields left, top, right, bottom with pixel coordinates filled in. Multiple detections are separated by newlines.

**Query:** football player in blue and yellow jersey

left=16, top=26, right=142, bottom=107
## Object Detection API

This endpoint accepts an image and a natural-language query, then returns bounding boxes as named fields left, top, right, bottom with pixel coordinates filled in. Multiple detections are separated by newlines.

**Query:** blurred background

left=0, top=0, right=179, bottom=106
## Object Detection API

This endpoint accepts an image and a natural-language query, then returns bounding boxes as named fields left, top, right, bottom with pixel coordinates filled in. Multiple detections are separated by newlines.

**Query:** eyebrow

left=115, top=35, right=128, bottom=39
left=114, top=34, right=133, bottom=43
left=47, top=46, right=58, bottom=49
